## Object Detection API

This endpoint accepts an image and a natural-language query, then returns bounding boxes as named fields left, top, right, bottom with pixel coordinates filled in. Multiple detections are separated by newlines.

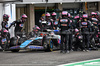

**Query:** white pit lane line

left=57, top=58, right=100, bottom=66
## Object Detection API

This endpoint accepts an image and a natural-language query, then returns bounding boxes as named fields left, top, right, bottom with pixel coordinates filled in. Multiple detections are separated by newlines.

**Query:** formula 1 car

left=8, top=30, right=61, bottom=52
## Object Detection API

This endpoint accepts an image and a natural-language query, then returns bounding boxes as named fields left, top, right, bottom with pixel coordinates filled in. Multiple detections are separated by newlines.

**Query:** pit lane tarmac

left=0, top=49, right=100, bottom=66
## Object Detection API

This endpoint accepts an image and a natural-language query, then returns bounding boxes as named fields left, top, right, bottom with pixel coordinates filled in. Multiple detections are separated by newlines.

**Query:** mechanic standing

left=59, top=11, right=70, bottom=53
left=29, top=25, right=40, bottom=38
left=39, top=14, right=45, bottom=31
left=46, top=12, right=53, bottom=30
left=74, top=14, right=80, bottom=28
left=1, top=14, right=10, bottom=39
left=1, top=14, right=10, bottom=30
left=51, top=12, right=58, bottom=30
left=68, top=13, right=74, bottom=51
left=81, top=14, right=92, bottom=51
left=9, top=14, right=27, bottom=37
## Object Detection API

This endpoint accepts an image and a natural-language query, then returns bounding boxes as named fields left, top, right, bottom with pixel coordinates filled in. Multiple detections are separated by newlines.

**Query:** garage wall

left=62, top=3, right=80, bottom=9
left=16, top=7, right=27, bottom=19
left=0, top=3, right=3, bottom=29
left=98, top=2, right=100, bottom=12
left=4, top=3, right=16, bottom=37
left=34, top=3, right=55, bottom=7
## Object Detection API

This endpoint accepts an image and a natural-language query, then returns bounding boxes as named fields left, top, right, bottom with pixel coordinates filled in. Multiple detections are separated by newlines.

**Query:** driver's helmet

left=1, top=28, right=8, bottom=37
left=42, top=14, right=45, bottom=17
left=41, top=14, right=45, bottom=19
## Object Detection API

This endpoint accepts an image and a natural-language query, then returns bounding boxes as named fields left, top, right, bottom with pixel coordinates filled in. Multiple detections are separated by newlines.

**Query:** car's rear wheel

left=10, top=37, right=18, bottom=47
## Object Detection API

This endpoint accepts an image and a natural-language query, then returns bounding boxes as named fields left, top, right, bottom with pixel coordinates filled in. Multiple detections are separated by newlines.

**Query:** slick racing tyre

left=10, top=37, right=18, bottom=47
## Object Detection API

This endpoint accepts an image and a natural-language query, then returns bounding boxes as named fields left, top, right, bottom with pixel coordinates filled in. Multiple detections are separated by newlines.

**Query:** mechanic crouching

left=74, top=28, right=85, bottom=51
left=0, top=28, right=10, bottom=51
left=39, top=14, right=45, bottom=31
left=59, top=11, right=70, bottom=53
left=41, top=12, right=52, bottom=32
left=29, top=25, right=40, bottom=38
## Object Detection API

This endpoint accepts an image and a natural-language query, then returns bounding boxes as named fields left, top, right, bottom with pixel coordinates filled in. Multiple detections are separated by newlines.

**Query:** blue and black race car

left=8, top=30, right=61, bottom=52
